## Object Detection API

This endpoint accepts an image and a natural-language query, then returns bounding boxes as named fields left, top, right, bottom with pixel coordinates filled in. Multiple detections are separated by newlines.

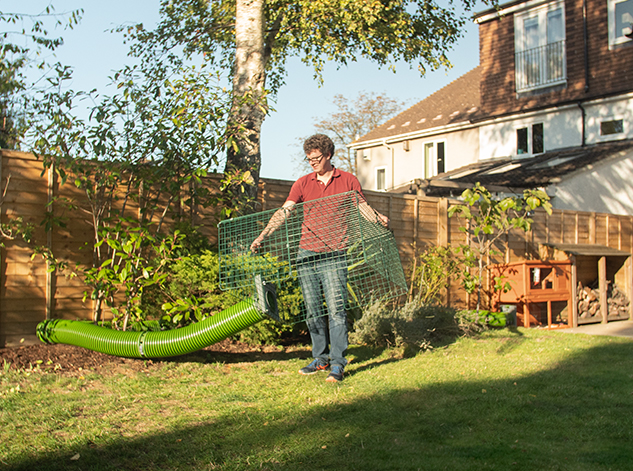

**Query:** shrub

left=410, top=245, right=475, bottom=306
left=161, top=250, right=234, bottom=325
left=161, top=249, right=302, bottom=345
left=350, top=301, right=486, bottom=352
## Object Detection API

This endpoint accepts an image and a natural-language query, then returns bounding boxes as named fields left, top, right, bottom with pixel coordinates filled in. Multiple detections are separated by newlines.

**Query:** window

left=533, top=123, right=544, bottom=154
left=517, top=128, right=529, bottom=155
left=376, top=167, right=386, bottom=191
left=437, top=142, right=446, bottom=174
left=600, top=119, right=624, bottom=136
left=515, top=1, right=566, bottom=92
left=608, top=0, right=633, bottom=48
left=517, top=123, right=544, bottom=156
left=424, top=141, right=446, bottom=178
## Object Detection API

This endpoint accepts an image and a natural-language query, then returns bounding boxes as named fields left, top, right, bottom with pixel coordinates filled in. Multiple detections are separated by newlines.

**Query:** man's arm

left=359, top=201, right=389, bottom=228
left=250, top=200, right=296, bottom=252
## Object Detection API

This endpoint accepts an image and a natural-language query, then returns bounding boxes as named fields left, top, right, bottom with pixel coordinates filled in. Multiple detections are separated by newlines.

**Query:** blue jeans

left=297, top=249, right=348, bottom=367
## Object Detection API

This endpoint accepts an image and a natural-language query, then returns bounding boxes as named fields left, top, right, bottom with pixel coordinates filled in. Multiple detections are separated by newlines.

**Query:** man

left=251, top=134, right=387, bottom=382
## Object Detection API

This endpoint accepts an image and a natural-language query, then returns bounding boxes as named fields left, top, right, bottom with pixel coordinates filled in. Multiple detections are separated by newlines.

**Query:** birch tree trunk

left=225, top=0, right=267, bottom=208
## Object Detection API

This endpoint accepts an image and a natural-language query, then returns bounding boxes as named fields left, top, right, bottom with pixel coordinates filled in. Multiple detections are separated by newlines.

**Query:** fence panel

left=1, top=150, right=632, bottom=346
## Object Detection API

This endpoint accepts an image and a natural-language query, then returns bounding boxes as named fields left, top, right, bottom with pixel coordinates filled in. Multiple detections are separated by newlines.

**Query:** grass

left=2, top=328, right=633, bottom=470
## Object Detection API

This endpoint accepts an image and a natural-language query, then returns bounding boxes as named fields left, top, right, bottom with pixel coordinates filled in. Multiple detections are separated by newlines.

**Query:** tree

left=298, top=92, right=405, bottom=175
left=28, top=52, right=234, bottom=326
left=125, top=0, right=488, bottom=206
left=448, top=183, right=553, bottom=311
left=0, top=5, right=82, bottom=148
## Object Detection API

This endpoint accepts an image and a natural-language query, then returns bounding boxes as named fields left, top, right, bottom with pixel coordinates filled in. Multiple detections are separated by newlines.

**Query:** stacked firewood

left=577, top=280, right=631, bottom=321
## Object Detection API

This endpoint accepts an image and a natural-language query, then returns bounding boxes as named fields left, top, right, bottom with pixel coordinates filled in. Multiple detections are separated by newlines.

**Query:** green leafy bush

left=457, top=309, right=508, bottom=328
left=411, top=245, right=476, bottom=306
left=161, top=250, right=234, bottom=325
left=161, top=249, right=302, bottom=345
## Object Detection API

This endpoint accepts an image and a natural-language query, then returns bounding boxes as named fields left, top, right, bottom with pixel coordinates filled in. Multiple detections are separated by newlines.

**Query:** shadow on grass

left=164, top=347, right=311, bottom=365
left=152, top=342, right=390, bottom=368
left=7, top=334, right=633, bottom=471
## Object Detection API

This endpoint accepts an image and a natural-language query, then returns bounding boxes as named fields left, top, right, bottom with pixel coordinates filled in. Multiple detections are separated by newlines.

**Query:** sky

left=5, top=0, right=482, bottom=181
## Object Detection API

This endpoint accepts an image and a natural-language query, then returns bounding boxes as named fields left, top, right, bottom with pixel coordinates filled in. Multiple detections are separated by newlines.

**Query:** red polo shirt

left=287, top=168, right=365, bottom=252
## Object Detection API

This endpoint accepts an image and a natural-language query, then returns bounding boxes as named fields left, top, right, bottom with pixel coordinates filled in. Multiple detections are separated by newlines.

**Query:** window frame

left=598, top=117, right=626, bottom=141
left=375, top=166, right=387, bottom=191
left=608, top=0, right=633, bottom=49
left=423, top=140, right=447, bottom=179
left=516, top=122, right=545, bottom=156
left=514, top=0, right=567, bottom=93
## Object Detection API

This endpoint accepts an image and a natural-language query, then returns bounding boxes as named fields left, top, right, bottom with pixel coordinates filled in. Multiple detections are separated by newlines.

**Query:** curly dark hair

left=303, top=134, right=335, bottom=158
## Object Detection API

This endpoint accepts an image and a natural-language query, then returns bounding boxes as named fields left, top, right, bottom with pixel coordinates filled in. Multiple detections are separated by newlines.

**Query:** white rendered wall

left=550, top=149, right=633, bottom=215
left=355, top=127, right=479, bottom=191
left=584, top=94, right=633, bottom=144
left=478, top=107, right=582, bottom=159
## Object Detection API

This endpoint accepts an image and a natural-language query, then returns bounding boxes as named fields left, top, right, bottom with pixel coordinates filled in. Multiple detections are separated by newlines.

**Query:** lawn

left=2, top=328, right=633, bottom=471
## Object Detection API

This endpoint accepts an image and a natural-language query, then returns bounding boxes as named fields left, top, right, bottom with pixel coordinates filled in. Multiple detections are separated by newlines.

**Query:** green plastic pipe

left=36, top=279, right=278, bottom=359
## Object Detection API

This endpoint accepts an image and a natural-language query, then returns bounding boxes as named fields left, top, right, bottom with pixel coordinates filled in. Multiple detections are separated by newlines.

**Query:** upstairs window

left=515, top=1, right=566, bottom=93
left=608, top=0, right=633, bottom=48
left=376, top=167, right=386, bottom=191
left=424, top=141, right=446, bottom=178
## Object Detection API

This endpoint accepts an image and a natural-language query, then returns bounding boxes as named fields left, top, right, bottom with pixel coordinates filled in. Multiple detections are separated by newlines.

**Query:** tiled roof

left=353, top=66, right=481, bottom=144
left=417, top=139, right=633, bottom=196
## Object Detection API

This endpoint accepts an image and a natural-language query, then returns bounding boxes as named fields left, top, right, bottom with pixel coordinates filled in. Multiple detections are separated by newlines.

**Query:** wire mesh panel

left=218, top=191, right=407, bottom=324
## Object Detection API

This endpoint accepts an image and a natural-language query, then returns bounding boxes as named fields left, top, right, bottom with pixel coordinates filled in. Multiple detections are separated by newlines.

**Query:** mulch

left=0, top=338, right=310, bottom=376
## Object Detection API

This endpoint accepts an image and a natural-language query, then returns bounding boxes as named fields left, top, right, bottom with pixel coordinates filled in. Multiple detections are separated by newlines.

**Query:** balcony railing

left=515, top=40, right=566, bottom=92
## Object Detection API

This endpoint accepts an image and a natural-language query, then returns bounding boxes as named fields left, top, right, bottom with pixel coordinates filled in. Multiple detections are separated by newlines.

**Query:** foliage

left=0, top=5, right=82, bottom=148
left=129, top=0, right=485, bottom=93
left=83, top=226, right=184, bottom=331
left=25, top=51, right=237, bottom=325
left=161, top=249, right=301, bottom=345
left=350, top=301, right=485, bottom=353
left=216, top=167, right=258, bottom=220
left=448, top=182, right=553, bottom=310
left=410, top=244, right=476, bottom=306
left=124, top=0, right=491, bottom=199
left=0, top=5, right=82, bottom=271
left=297, top=92, right=406, bottom=176
left=161, top=250, right=235, bottom=326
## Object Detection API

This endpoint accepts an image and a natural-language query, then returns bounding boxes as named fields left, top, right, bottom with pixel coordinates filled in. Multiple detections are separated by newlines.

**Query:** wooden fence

left=2, top=149, right=633, bottom=346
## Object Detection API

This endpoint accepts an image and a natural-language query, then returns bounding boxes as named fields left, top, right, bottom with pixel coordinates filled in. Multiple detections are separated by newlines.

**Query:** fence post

left=599, top=256, right=608, bottom=324
left=570, top=254, right=578, bottom=328
left=589, top=212, right=596, bottom=244
left=46, top=163, right=55, bottom=321
left=438, top=198, right=448, bottom=247
left=261, top=180, right=267, bottom=212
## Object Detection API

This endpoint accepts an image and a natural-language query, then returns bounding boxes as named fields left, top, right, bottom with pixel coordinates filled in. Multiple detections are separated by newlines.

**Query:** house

left=350, top=0, right=633, bottom=215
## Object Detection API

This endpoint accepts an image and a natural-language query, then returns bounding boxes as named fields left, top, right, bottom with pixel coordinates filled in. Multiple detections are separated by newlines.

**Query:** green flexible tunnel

left=36, top=280, right=278, bottom=359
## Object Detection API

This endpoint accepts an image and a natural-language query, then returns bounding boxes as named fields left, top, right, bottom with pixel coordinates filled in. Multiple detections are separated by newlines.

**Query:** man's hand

left=250, top=202, right=295, bottom=253
left=250, top=234, right=264, bottom=253
left=376, top=212, right=389, bottom=228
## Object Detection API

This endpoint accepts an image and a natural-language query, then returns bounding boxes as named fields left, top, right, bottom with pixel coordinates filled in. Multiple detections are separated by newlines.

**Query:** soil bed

left=0, top=338, right=309, bottom=375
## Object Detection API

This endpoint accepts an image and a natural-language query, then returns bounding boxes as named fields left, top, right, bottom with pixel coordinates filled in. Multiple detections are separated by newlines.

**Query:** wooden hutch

left=491, top=244, right=632, bottom=329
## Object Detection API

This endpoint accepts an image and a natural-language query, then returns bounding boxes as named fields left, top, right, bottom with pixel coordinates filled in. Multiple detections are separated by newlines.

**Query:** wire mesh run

left=218, top=191, right=407, bottom=324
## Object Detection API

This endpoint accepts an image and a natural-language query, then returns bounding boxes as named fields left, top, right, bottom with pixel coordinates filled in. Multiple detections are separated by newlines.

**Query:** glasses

left=304, top=153, right=324, bottom=163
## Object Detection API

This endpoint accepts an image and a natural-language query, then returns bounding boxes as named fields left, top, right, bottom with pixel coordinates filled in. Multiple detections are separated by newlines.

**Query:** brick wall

left=478, top=0, right=633, bottom=118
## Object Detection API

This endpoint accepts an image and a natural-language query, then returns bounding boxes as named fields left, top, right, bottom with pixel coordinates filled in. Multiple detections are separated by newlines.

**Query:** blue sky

left=6, top=0, right=481, bottom=181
